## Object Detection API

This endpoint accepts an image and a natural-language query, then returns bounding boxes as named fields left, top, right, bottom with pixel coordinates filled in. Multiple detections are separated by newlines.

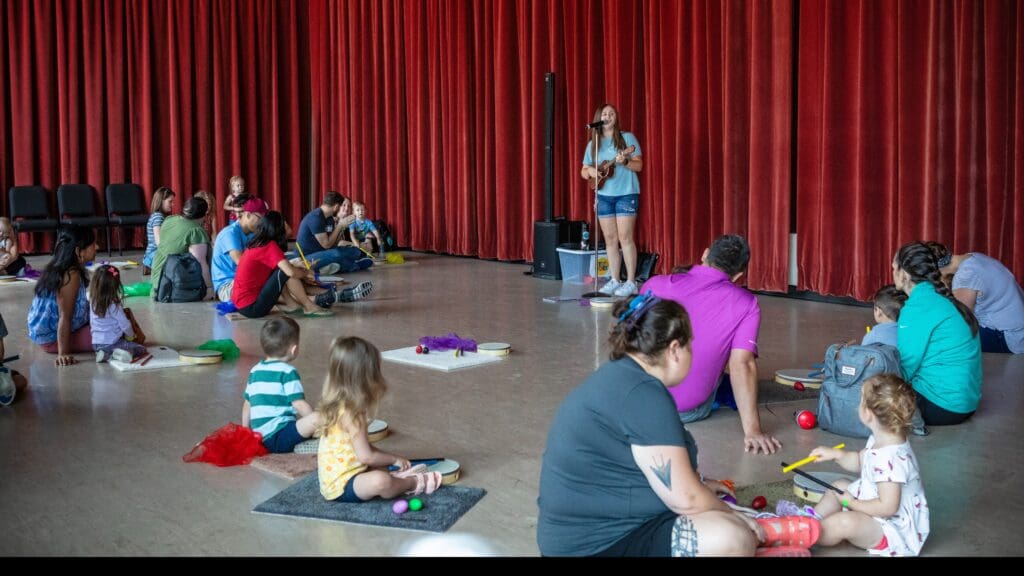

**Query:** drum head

left=588, top=297, right=618, bottom=308
left=367, top=419, right=389, bottom=442
left=0, top=275, right=18, bottom=283
left=178, top=349, right=224, bottom=364
left=793, top=471, right=856, bottom=502
left=477, top=343, right=511, bottom=356
left=428, top=459, right=462, bottom=485
left=775, top=369, right=824, bottom=389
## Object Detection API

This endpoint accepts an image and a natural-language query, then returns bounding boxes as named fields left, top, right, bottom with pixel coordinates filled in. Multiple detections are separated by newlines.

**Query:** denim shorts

left=597, top=194, right=639, bottom=218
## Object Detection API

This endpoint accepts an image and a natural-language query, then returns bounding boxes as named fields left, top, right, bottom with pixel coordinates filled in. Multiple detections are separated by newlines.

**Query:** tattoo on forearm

left=650, top=455, right=672, bottom=490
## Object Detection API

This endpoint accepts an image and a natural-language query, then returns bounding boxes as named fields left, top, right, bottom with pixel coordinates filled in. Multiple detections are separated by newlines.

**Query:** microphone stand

left=581, top=125, right=605, bottom=299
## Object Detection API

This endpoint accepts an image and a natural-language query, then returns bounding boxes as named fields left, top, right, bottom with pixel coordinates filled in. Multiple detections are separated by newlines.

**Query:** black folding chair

left=7, top=186, right=59, bottom=252
left=105, top=183, right=149, bottom=255
left=57, top=184, right=111, bottom=254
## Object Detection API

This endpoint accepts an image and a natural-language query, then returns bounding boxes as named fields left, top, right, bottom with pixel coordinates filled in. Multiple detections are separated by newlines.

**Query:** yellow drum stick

left=295, top=242, right=312, bottom=270
left=782, top=443, right=845, bottom=474
left=354, top=244, right=376, bottom=259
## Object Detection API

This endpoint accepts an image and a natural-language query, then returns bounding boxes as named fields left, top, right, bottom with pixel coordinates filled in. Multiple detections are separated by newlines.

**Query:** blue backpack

left=817, top=342, right=902, bottom=438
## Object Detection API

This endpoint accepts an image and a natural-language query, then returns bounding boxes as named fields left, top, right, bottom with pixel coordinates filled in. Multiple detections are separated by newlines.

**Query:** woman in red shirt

left=232, top=211, right=335, bottom=318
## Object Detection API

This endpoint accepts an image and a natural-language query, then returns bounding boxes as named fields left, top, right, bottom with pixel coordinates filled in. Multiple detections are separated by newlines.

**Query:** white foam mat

left=109, top=346, right=188, bottom=372
left=381, top=346, right=503, bottom=372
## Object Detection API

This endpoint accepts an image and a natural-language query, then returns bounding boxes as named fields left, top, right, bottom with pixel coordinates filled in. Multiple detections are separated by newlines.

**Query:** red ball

left=796, top=410, right=817, bottom=430
left=415, top=345, right=423, bottom=354
left=793, top=381, right=805, bottom=392
left=751, top=495, right=767, bottom=510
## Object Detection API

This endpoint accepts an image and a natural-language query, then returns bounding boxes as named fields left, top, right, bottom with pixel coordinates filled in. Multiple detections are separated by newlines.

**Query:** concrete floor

left=1, top=250, right=1021, bottom=556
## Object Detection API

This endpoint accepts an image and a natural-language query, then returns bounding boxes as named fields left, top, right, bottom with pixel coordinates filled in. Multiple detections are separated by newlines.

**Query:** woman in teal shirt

left=893, top=242, right=982, bottom=425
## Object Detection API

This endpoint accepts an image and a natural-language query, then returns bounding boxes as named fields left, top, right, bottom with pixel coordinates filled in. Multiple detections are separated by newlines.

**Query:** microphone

left=586, top=120, right=606, bottom=129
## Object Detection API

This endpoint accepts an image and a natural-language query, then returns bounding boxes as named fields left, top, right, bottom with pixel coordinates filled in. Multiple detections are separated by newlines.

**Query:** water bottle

left=581, top=225, right=590, bottom=250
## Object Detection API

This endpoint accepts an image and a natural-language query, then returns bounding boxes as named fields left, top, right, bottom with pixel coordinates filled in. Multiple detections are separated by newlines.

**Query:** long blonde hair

left=317, top=336, right=387, bottom=436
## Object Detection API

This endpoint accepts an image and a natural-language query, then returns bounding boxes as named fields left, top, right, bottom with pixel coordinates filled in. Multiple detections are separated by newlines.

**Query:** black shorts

left=593, top=511, right=677, bottom=557
left=238, top=269, right=289, bottom=318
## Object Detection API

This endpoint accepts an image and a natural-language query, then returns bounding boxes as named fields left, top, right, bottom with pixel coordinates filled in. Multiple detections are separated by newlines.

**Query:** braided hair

left=924, top=241, right=955, bottom=288
left=608, top=292, right=692, bottom=362
left=896, top=241, right=979, bottom=335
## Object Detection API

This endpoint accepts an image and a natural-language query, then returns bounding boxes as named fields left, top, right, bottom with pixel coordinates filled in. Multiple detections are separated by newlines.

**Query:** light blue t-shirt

left=582, top=132, right=642, bottom=198
left=348, top=218, right=378, bottom=242
left=211, top=221, right=251, bottom=291
left=863, top=321, right=898, bottom=347
left=952, top=253, right=1024, bottom=354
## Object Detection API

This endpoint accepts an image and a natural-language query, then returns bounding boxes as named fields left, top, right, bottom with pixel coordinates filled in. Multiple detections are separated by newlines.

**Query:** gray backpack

left=155, top=253, right=207, bottom=303
left=817, top=342, right=902, bottom=438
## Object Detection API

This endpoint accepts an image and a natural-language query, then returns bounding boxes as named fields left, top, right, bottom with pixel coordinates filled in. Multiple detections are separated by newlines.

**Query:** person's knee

left=362, top=470, right=392, bottom=494
left=699, top=513, right=758, bottom=556
left=824, top=511, right=857, bottom=535
left=618, top=234, right=636, bottom=248
left=298, top=412, right=321, bottom=437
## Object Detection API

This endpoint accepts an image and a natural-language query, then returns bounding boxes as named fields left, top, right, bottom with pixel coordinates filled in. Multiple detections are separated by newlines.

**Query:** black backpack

left=618, top=252, right=660, bottom=283
left=156, top=253, right=207, bottom=303
left=374, top=219, right=395, bottom=251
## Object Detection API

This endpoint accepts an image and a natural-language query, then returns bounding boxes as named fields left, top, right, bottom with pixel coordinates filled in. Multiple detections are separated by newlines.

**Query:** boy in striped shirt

left=242, top=317, right=321, bottom=453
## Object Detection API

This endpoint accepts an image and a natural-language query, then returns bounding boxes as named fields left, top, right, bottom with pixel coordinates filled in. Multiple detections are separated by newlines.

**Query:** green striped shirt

left=244, top=360, right=305, bottom=440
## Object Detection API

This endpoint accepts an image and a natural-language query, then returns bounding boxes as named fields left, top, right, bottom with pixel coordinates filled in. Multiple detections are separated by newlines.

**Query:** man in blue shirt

left=211, top=196, right=267, bottom=303
left=296, top=191, right=371, bottom=274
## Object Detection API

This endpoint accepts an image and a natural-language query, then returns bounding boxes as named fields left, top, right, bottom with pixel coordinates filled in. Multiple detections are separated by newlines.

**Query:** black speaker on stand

left=533, top=72, right=566, bottom=280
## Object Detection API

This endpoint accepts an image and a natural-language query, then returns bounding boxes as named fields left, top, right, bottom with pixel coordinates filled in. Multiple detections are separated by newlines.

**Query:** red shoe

left=755, top=515, right=822, bottom=548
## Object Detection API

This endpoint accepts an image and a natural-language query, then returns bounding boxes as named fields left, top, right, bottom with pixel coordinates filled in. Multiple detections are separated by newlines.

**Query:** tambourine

left=178, top=349, right=224, bottom=365
left=774, top=369, right=824, bottom=390
left=477, top=343, right=512, bottom=357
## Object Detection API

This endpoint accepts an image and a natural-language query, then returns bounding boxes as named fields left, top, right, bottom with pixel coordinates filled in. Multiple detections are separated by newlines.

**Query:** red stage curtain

left=0, top=0, right=309, bottom=252
left=797, top=0, right=1023, bottom=300
left=308, top=0, right=793, bottom=291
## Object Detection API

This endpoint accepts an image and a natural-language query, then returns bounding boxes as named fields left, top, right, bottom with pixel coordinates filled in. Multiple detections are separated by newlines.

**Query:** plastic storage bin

left=556, top=247, right=609, bottom=284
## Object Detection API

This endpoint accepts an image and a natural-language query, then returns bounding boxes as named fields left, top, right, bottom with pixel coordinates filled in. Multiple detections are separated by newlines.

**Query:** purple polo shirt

left=642, top=265, right=761, bottom=412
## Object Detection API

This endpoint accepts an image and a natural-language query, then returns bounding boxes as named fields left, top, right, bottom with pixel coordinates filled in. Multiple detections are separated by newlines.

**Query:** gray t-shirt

left=537, top=356, right=695, bottom=556
left=953, top=253, right=1024, bottom=354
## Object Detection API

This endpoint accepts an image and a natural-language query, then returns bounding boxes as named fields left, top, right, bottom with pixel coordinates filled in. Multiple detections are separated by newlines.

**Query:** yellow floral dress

left=318, top=416, right=368, bottom=500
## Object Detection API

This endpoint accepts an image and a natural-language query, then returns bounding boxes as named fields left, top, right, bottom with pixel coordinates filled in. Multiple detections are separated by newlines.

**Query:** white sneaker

left=598, top=278, right=622, bottom=295
left=320, top=263, right=341, bottom=276
left=111, top=349, right=133, bottom=364
left=613, top=280, right=638, bottom=297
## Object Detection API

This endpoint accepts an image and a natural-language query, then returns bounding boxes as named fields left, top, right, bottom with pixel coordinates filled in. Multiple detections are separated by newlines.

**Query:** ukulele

left=589, top=145, right=636, bottom=190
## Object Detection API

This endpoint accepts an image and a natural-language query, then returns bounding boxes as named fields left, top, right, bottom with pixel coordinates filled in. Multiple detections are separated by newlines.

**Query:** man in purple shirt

left=642, top=235, right=781, bottom=455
